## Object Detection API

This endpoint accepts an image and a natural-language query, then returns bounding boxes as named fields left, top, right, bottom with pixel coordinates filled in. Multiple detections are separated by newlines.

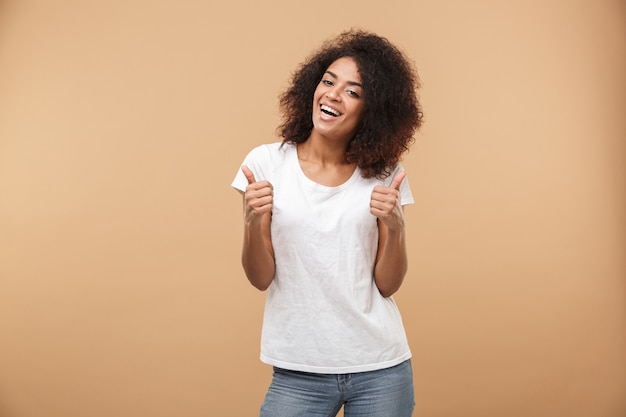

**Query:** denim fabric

left=259, top=359, right=415, bottom=417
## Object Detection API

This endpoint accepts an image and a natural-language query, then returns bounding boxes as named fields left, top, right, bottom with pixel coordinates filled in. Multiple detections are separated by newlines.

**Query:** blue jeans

left=259, top=360, right=415, bottom=417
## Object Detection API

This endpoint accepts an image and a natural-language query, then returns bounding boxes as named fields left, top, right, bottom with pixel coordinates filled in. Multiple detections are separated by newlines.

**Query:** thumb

left=241, top=165, right=256, bottom=184
left=391, top=171, right=406, bottom=191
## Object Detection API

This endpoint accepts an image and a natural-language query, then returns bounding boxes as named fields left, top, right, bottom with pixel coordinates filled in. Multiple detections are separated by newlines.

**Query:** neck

left=298, top=132, right=350, bottom=166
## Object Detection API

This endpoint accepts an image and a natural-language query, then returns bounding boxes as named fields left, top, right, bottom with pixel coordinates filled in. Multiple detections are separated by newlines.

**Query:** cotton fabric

left=232, top=142, right=414, bottom=374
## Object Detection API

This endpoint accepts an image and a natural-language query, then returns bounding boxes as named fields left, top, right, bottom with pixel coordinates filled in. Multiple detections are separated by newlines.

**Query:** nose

left=325, top=86, right=341, bottom=101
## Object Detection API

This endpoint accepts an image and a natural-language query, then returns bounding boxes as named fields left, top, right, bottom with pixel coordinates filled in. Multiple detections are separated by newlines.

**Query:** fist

left=370, top=171, right=406, bottom=230
left=242, top=165, right=273, bottom=218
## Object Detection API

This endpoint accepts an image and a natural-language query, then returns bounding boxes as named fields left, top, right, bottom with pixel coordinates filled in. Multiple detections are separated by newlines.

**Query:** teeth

left=321, top=105, right=340, bottom=117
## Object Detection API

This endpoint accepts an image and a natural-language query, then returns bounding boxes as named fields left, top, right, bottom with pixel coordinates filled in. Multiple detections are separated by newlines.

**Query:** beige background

left=1, top=1, right=624, bottom=416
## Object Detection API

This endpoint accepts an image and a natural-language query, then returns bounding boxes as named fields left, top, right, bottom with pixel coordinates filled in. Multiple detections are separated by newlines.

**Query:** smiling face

left=311, top=56, right=365, bottom=144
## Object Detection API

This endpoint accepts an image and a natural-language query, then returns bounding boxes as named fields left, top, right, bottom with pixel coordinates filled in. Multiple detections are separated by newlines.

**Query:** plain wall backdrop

left=0, top=1, right=624, bottom=416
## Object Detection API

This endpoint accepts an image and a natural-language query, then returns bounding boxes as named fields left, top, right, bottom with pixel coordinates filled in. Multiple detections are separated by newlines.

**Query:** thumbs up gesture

left=370, top=172, right=406, bottom=231
left=242, top=165, right=273, bottom=222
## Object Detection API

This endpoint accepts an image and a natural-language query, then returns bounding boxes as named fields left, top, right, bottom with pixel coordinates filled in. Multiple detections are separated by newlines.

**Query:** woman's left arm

left=370, top=172, right=409, bottom=297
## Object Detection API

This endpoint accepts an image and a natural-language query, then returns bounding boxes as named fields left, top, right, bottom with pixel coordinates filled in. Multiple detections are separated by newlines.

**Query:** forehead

left=326, top=57, right=361, bottom=82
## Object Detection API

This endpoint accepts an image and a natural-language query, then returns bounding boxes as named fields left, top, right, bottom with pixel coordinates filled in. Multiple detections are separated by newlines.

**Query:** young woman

left=231, top=29, right=423, bottom=417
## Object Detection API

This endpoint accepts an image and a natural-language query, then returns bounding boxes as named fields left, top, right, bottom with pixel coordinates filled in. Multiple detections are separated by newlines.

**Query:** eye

left=322, top=79, right=333, bottom=86
left=347, top=89, right=361, bottom=98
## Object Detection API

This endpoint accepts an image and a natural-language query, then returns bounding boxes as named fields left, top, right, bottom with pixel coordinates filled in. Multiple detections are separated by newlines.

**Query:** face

left=311, top=56, right=365, bottom=143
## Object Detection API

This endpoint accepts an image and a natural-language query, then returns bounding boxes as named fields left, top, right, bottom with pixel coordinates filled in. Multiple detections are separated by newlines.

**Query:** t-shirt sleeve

left=231, top=168, right=248, bottom=194
left=231, top=144, right=272, bottom=193
left=389, top=163, right=415, bottom=206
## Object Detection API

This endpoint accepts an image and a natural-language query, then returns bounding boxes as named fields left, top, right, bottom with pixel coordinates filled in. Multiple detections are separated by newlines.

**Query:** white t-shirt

left=232, top=142, right=414, bottom=374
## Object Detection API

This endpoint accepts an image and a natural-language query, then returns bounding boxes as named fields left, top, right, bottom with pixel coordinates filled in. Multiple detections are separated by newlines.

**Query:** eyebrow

left=325, top=70, right=363, bottom=88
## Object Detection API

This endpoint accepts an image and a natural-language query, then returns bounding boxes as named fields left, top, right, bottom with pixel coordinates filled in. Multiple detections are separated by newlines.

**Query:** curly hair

left=278, top=29, right=423, bottom=179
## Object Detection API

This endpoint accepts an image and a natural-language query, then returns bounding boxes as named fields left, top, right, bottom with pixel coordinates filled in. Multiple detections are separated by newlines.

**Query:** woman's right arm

left=241, top=166, right=275, bottom=291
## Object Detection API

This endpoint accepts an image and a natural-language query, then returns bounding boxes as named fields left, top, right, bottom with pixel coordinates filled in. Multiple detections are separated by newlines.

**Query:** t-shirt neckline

left=289, top=144, right=361, bottom=192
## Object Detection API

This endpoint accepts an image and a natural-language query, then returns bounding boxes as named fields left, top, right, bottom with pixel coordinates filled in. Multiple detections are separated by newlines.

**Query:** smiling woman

left=311, top=57, right=365, bottom=146
left=231, top=30, right=423, bottom=417
left=1, top=2, right=624, bottom=416
left=277, top=30, right=422, bottom=180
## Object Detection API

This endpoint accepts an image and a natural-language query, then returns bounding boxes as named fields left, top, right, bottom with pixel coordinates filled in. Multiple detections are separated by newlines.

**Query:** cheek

left=313, top=85, right=325, bottom=100
left=351, top=104, right=365, bottom=121
left=311, top=90, right=323, bottom=110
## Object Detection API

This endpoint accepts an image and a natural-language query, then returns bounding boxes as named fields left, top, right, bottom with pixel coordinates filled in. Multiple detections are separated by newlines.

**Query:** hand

left=370, top=171, right=406, bottom=231
left=242, top=165, right=273, bottom=222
